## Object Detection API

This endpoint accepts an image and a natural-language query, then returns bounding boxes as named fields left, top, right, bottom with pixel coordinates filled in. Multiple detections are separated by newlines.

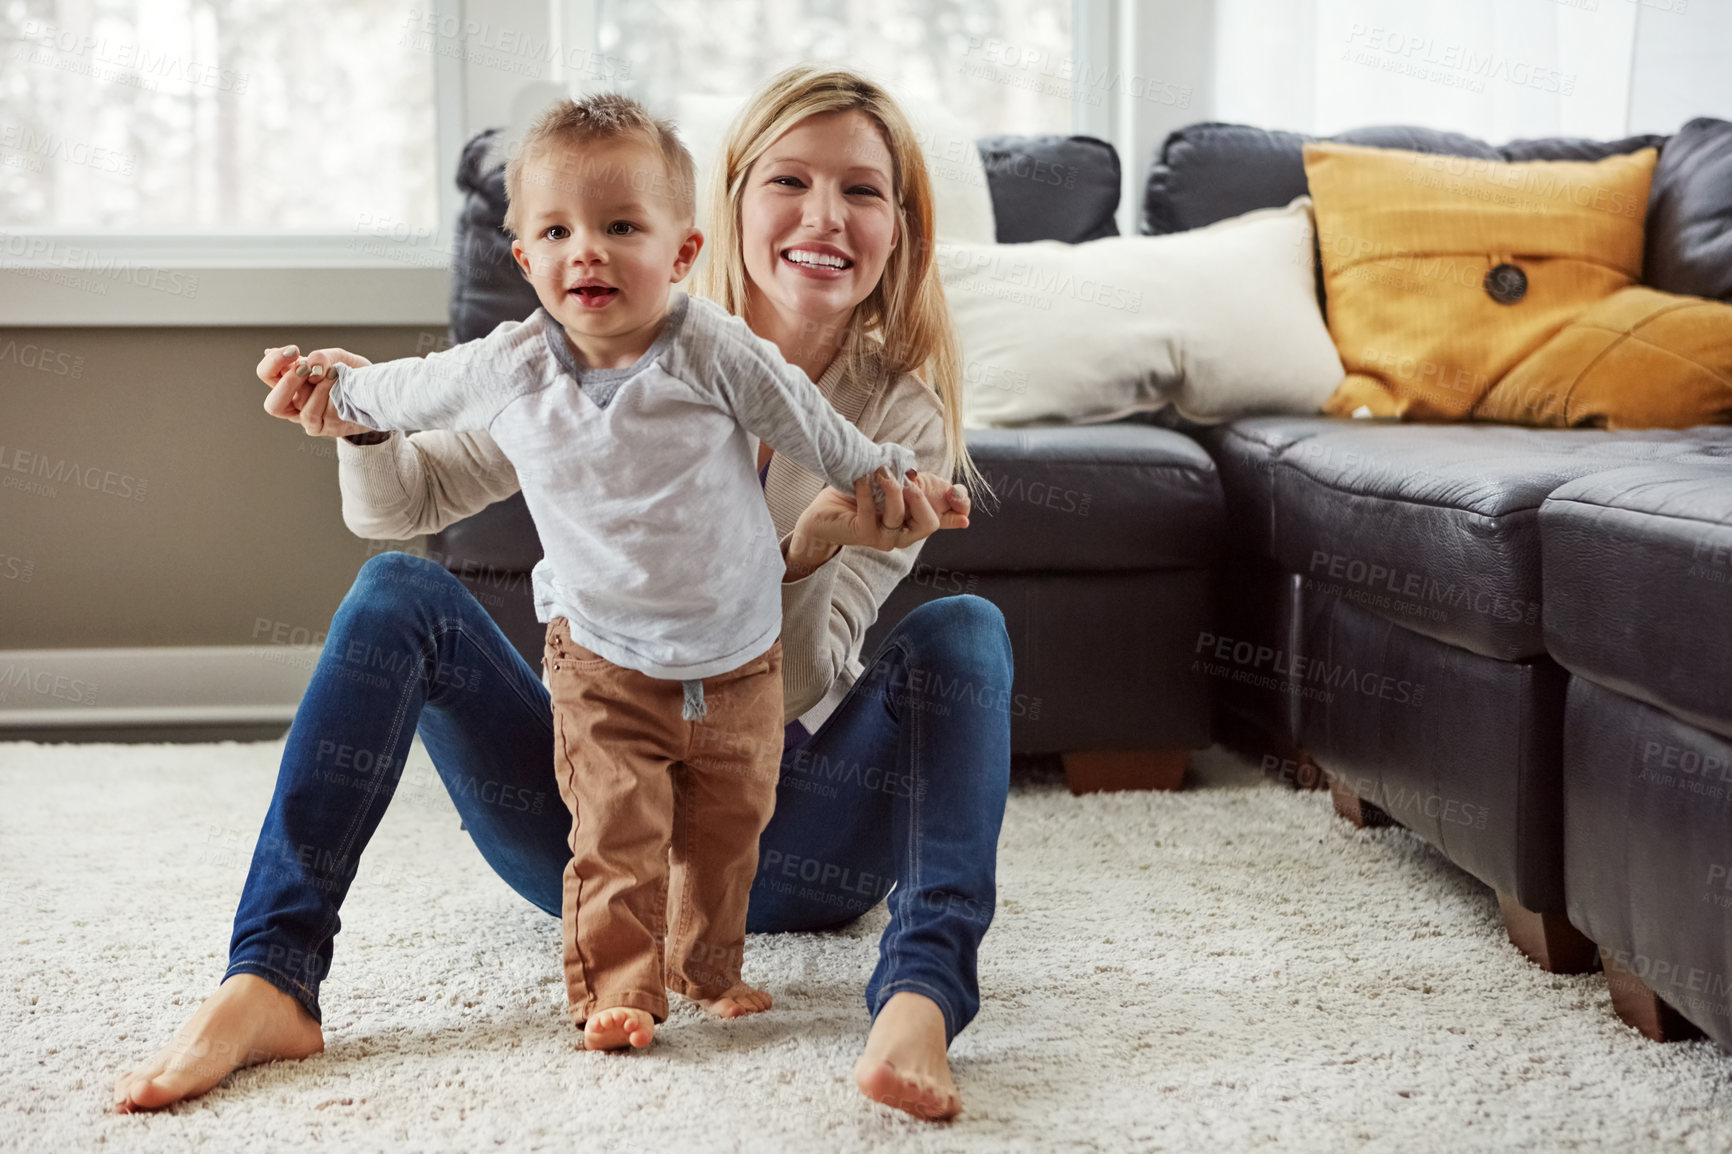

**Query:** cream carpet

left=5, top=740, right=1732, bottom=1154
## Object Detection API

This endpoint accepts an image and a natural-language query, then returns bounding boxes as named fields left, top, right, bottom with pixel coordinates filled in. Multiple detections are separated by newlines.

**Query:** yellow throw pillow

left=1475, top=286, right=1732, bottom=429
left=1304, top=142, right=1658, bottom=420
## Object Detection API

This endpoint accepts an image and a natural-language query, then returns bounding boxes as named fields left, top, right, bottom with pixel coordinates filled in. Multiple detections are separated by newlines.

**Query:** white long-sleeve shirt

left=327, top=293, right=916, bottom=681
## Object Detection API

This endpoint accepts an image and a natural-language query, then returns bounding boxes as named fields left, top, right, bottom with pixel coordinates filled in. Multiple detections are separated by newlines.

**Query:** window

left=1, top=0, right=436, bottom=232
left=595, top=0, right=1074, bottom=168
left=0, top=0, right=1084, bottom=322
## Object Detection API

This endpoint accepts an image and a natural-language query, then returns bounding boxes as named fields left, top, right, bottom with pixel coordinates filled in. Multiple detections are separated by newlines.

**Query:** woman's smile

left=781, top=243, right=855, bottom=277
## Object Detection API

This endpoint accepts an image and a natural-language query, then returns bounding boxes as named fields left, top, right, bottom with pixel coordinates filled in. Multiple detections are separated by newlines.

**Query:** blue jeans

left=226, top=552, right=1012, bottom=1044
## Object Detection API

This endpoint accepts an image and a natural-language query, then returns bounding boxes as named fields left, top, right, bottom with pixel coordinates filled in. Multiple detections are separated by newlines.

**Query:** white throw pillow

left=939, top=197, right=1344, bottom=427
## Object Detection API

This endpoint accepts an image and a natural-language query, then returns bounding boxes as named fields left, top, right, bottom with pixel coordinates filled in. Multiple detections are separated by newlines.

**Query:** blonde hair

left=501, top=93, right=697, bottom=238
left=697, top=65, right=985, bottom=496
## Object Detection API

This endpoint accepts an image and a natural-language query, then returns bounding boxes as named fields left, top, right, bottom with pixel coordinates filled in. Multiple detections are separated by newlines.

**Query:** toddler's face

left=510, top=137, right=700, bottom=355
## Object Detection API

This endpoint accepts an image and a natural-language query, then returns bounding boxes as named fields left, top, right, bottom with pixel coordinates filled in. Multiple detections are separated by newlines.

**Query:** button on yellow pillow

left=1475, top=286, right=1732, bottom=429
left=1303, top=142, right=1658, bottom=420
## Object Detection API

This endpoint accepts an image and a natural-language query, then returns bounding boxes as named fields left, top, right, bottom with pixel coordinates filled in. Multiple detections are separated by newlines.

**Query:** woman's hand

left=257, top=345, right=375, bottom=439
left=784, top=467, right=971, bottom=579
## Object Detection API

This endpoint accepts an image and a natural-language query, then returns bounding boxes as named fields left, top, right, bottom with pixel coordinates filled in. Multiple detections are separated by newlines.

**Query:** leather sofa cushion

left=1271, top=424, right=1732, bottom=660
left=1142, top=121, right=1662, bottom=236
left=1195, top=416, right=1340, bottom=558
left=1645, top=117, right=1732, bottom=302
left=1542, top=457, right=1732, bottom=739
left=977, top=134, right=1120, bottom=244
left=920, top=424, right=1224, bottom=573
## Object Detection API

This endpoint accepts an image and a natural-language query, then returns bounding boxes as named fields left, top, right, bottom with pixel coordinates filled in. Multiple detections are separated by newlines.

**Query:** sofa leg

left=1328, top=776, right=1392, bottom=828
left=1259, top=737, right=1328, bottom=791
left=1495, top=892, right=1599, bottom=974
left=1601, top=948, right=1707, bottom=1041
left=1288, top=749, right=1328, bottom=791
left=1062, top=750, right=1187, bottom=794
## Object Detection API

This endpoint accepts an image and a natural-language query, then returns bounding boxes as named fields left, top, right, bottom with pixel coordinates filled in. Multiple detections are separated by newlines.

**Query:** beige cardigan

left=335, top=342, right=952, bottom=728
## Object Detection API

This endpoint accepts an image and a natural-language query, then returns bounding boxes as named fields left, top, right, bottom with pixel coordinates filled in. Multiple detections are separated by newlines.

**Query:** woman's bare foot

left=853, top=992, right=960, bottom=1122
left=692, top=982, right=772, bottom=1019
left=584, top=1006, right=656, bottom=1051
left=112, top=974, right=325, bottom=1113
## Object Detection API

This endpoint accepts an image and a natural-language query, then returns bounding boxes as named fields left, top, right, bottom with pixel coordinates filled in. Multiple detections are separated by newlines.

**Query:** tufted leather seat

left=1271, top=425, right=1732, bottom=660
left=1544, top=458, right=1732, bottom=738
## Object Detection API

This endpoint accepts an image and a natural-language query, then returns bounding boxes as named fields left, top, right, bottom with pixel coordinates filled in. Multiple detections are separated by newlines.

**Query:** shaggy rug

left=4, top=740, right=1732, bottom=1154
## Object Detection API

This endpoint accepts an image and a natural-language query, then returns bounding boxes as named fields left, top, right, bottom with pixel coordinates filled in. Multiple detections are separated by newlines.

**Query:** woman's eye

left=848, top=185, right=883, bottom=198
left=770, top=175, right=805, bottom=188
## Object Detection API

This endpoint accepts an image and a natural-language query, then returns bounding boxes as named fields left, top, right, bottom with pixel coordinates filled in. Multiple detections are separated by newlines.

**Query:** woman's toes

left=112, top=1074, right=140, bottom=1112
left=123, top=1076, right=184, bottom=1112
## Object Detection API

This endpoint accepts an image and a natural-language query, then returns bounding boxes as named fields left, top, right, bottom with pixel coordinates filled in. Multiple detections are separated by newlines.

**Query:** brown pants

left=544, top=616, right=783, bottom=1026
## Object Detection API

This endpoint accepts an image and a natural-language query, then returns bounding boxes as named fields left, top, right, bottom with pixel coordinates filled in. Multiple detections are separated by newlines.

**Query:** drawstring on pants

left=681, top=678, right=707, bottom=721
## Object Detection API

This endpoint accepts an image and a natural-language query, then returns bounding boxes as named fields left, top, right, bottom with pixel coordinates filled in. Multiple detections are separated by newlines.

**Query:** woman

left=113, top=66, right=1011, bottom=1123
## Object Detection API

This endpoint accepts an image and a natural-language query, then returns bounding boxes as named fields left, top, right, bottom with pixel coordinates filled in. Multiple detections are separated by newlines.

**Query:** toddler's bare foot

left=584, top=1006, right=656, bottom=1051
left=854, top=992, right=960, bottom=1122
left=692, top=981, right=772, bottom=1019
left=112, top=974, right=325, bottom=1113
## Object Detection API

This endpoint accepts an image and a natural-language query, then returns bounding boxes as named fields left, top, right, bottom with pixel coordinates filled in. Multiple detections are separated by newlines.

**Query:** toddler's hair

left=501, top=93, right=697, bottom=237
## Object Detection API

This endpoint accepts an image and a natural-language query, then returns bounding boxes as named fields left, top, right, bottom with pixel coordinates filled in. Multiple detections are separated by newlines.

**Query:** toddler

left=312, top=94, right=918, bottom=1051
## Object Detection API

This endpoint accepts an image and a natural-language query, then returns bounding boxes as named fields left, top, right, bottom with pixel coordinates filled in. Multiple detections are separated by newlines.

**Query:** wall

left=0, top=324, right=434, bottom=650
left=1627, top=0, right=1732, bottom=134
left=1207, top=0, right=1732, bottom=141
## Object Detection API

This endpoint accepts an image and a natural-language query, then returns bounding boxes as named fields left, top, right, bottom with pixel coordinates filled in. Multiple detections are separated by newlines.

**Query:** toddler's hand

left=872, top=468, right=970, bottom=530
left=908, top=470, right=971, bottom=528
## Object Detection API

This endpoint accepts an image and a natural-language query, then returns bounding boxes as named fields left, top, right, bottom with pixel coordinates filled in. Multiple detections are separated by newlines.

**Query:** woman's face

left=738, top=109, right=900, bottom=342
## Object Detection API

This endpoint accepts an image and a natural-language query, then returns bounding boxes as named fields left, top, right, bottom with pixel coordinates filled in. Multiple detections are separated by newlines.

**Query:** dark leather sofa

left=1141, top=120, right=1732, bottom=1053
left=420, top=118, right=1732, bottom=1048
